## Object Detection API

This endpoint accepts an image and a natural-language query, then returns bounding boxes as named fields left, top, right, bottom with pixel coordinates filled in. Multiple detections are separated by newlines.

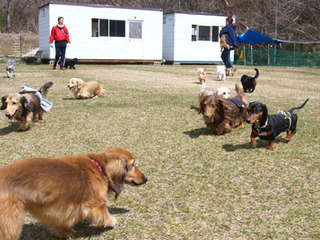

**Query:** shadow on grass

left=20, top=207, right=129, bottom=240
left=190, top=105, right=200, bottom=112
left=222, top=138, right=289, bottom=151
left=0, top=122, right=20, bottom=136
left=183, top=127, right=212, bottom=138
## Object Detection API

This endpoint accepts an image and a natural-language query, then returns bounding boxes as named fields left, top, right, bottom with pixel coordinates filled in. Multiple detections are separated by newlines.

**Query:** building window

left=191, top=25, right=220, bottom=42
left=110, top=20, right=125, bottom=37
left=129, top=22, right=142, bottom=39
left=91, top=18, right=125, bottom=37
left=199, top=26, right=210, bottom=41
left=191, top=25, right=197, bottom=41
left=92, top=19, right=98, bottom=37
left=212, top=26, right=219, bottom=42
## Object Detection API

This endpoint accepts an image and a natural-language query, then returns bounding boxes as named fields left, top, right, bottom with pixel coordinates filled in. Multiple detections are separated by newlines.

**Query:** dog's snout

left=143, top=176, right=148, bottom=184
left=5, top=112, right=10, bottom=118
left=246, top=116, right=251, bottom=123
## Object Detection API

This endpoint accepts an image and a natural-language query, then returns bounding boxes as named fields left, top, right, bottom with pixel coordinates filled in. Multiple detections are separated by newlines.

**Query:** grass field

left=0, top=64, right=319, bottom=239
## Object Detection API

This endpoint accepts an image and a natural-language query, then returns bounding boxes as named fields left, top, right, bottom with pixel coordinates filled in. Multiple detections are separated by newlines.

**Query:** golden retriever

left=0, top=147, right=147, bottom=239
left=1, top=82, right=53, bottom=130
left=68, top=78, right=106, bottom=99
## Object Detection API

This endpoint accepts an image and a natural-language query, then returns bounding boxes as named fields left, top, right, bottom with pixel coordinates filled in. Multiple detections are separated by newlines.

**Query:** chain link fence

left=234, top=47, right=320, bottom=67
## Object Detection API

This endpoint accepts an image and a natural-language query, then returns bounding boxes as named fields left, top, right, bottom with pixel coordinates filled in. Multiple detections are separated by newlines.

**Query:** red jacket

left=49, top=25, right=70, bottom=43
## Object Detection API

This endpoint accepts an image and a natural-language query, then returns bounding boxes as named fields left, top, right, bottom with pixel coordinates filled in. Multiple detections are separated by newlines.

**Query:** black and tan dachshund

left=241, top=68, right=259, bottom=93
left=246, top=98, right=309, bottom=150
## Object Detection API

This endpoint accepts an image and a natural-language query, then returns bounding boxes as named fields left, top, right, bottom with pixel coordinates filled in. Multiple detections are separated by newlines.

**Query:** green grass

left=0, top=64, right=319, bottom=239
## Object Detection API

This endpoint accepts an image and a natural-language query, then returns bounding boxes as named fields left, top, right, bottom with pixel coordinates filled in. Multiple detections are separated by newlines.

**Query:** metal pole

left=273, top=0, right=278, bottom=65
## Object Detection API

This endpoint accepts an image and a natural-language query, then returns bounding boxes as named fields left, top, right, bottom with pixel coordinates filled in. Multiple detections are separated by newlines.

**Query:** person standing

left=49, top=17, right=70, bottom=70
left=219, top=16, right=237, bottom=75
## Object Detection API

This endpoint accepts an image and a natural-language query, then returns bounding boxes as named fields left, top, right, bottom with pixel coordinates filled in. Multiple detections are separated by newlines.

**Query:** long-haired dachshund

left=199, top=84, right=247, bottom=135
left=1, top=82, right=53, bottom=130
left=241, top=68, right=259, bottom=93
left=246, top=99, right=309, bottom=150
left=0, top=147, right=147, bottom=239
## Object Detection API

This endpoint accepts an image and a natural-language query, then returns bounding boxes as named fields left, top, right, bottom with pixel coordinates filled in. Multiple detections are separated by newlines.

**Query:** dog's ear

left=105, top=157, right=129, bottom=199
left=20, top=96, right=32, bottom=115
left=199, top=98, right=205, bottom=114
left=1, top=95, right=8, bottom=110
left=260, top=104, right=268, bottom=125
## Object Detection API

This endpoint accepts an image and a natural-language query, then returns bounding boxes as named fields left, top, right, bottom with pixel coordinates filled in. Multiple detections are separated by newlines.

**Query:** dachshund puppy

left=246, top=99, right=309, bottom=150
left=197, top=68, right=207, bottom=84
left=199, top=84, right=247, bottom=135
left=220, top=34, right=230, bottom=52
left=1, top=82, right=53, bottom=130
left=68, top=78, right=106, bottom=99
left=241, top=68, right=259, bottom=93
left=0, top=147, right=147, bottom=239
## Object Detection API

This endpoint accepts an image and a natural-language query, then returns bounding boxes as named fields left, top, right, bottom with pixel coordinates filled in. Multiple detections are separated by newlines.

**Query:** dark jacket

left=220, top=23, right=237, bottom=48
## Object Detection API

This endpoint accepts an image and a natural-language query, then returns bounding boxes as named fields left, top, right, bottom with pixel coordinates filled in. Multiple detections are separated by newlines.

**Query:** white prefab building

left=38, top=2, right=163, bottom=62
left=163, top=11, right=233, bottom=64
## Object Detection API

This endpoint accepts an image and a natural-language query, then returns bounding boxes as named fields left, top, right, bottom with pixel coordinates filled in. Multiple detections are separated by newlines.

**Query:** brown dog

left=0, top=147, right=147, bottom=239
left=68, top=78, right=106, bottom=99
left=197, top=68, right=207, bottom=84
left=220, top=34, right=230, bottom=52
left=199, top=84, right=247, bottom=135
left=1, top=82, right=53, bottom=130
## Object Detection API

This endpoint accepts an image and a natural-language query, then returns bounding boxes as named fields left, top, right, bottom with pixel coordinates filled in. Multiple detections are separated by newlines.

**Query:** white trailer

left=163, top=11, right=233, bottom=64
left=38, top=2, right=163, bottom=63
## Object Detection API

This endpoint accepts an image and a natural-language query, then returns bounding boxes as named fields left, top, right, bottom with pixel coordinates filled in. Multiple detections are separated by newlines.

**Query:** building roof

left=39, top=1, right=162, bottom=12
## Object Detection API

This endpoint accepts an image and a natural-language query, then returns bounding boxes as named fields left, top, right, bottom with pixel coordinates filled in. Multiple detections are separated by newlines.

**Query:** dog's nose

left=246, top=117, right=251, bottom=123
left=5, top=112, right=10, bottom=118
left=143, top=176, right=148, bottom=184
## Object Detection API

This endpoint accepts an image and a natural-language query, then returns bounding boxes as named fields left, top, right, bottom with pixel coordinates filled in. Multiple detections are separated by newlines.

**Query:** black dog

left=241, top=68, right=259, bottom=93
left=64, top=58, right=79, bottom=69
left=246, top=99, right=309, bottom=150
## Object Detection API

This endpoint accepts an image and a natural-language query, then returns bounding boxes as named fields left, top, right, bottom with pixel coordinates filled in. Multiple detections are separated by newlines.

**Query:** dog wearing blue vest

left=199, top=84, right=247, bottom=135
left=246, top=99, right=309, bottom=150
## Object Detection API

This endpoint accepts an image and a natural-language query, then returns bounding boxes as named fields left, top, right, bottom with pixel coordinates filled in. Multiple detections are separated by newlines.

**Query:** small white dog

left=216, top=65, right=226, bottom=81
left=198, top=83, right=231, bottom=102
left=6, top=59, right=15, bottom=78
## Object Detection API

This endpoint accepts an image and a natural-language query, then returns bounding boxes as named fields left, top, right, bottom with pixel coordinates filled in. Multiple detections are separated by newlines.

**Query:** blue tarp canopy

left=237, top=29, right=279, bottom=45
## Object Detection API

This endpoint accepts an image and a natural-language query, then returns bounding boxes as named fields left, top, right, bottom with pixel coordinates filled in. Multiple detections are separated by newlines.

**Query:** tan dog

left=220, top=34, right=230, bottom=52
left=0, top=147, right=147, bottom=239
left=68, top=78, right=106, bottom=99
left=1, top=82, right=53, bottom=130
left=197, top=68, right=207, bottom=84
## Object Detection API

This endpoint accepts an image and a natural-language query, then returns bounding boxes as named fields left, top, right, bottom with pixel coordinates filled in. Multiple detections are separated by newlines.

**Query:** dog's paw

left=104, top=215, right=117, bottom=228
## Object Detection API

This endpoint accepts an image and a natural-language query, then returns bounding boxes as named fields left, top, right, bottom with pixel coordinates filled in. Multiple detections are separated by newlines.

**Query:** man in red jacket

left=49, top=17, right=70, bottom=70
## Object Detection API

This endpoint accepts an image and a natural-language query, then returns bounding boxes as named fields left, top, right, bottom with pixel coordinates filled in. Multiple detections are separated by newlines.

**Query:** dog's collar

left=91, top=159, right=103, bottom=174
left=255, top=119, right=268, bottom=129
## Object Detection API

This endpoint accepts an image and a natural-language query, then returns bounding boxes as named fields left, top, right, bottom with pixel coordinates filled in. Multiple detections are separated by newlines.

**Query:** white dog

left=198, top=83, right=231, bottom=102
left=6, top=59, right=15, bottom=78
left=216, top=65, right=226, bottom=81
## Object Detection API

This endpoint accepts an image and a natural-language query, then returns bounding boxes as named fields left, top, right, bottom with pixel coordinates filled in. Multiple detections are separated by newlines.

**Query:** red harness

left=91, top=159, right=103, bottom=174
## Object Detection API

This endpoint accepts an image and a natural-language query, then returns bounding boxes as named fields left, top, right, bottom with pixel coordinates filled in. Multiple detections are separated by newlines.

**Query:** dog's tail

left=38, top=82, right=54, bottom=98
left=254, top=68, right=259, bottom=79
left=288, top=98, right=309, bottom=113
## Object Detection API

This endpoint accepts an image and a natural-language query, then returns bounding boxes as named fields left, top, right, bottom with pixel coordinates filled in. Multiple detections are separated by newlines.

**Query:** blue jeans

left=221, top=48, right=233, bottom=69
left=54, top=40, right=67, bottom=69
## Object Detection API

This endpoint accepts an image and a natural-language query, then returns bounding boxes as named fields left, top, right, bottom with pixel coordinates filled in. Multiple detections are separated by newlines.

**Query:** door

left=128, top=21, right=143, bottom=59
